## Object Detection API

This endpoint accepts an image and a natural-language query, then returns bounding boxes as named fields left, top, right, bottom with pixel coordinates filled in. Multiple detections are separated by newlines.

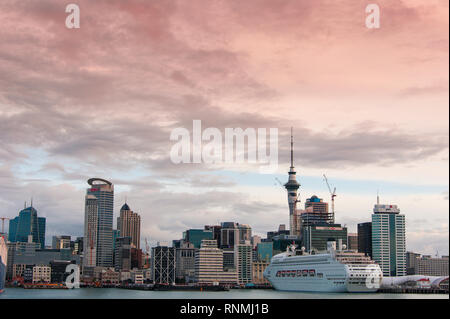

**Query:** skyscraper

left=371, top=199, right=406, bottom=277
left=83, top=178, right=114, bottom=268
left=358, top=222, right=372, bottom=257
left=117, top=203, right=141, bottom=249
left=152, top=244, right=176, bottom=284
left=301, top=195, right=332, bottom=226
left=114, top=236, right=131, bottom=272
left=219, top=222, right=252, bottom=249
left=8, top=204, right=46, bottom=249
left=234, top=242, right=253, bottom=284
left=284, top=128, right=300, bottom=236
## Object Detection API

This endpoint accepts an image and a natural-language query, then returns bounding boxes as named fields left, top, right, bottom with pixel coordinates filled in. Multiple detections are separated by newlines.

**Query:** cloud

left=0, top=0, right=447, bottom=254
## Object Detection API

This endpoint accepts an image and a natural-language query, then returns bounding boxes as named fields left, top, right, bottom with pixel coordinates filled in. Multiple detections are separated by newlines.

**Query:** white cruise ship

left=0, top=234, right=7, bottom=293
left=263, top=241, right=382, bottom=293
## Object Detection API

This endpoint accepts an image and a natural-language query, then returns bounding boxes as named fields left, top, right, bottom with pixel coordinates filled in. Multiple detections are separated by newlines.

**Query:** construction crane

left=323, top=174, right=336, bottom=223
left=0, top=217, right=9, bottom=233
left=145, top=238, right=150, bottom=255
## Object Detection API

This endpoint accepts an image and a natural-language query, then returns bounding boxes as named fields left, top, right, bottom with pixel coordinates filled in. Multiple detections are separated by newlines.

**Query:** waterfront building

left=117, top=203, right=141, bottom=249
left=235, top=242, right=252, bottom=284
left=256, top=241, right=273, bottom=262
left=101, top=269, right=120, bottom=284
left=175, top=243, right=196, bottom=283
left=131, top=269, right=144, bottom=284
left=152, top=244, right=176, bottom=284
left=83, top=178, right=114, bottom=268
left=32, top=265, right=51, bottom=283
left=357, top=222, right=372, bottom=257
left=406, top=252, right=449, bottom=276
left=347, top=233, right=358, bottom=251
left=23, top=266, right=33, bottom=282
left=8, top=205, right=46, bottom=249
left=302, top=224, right=347, bottom=253
left=252, top=260, right=270, bottom=285
left=371, top=201, right=406, bottom=277
left=114, top=237, right=131, bottom=271
left=11, top=242, right=78, bottom=266
left=194, top=240, right=237, bottom=285
left=183, top=229, right=213, bottom=249
left=50, top=260, right=75, bottom=283
left=52, top=235, right=71, bottom=250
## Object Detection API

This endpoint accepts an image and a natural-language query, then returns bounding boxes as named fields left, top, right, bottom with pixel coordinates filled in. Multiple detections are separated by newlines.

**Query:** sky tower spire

left=290, top=127, right=294, bottom=169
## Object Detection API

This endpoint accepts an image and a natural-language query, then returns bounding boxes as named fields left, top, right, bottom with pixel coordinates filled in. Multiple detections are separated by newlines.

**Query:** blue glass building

left=256, top=241, right=273, bottom=262
left=183, top=229, right=213, bottom=248
left=8, top=206, right=46, bottom=249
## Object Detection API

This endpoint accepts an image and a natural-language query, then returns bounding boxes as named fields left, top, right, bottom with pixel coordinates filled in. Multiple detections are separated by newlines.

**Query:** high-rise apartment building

left=372, top=201, right=406, bottom=277
left=83, top=178, right=114, bottom=268
left=117, top=203, right=141, bottom=249
left=8, top=205, right=46, bottom=249
left=235, top=243, right=253, bottom=284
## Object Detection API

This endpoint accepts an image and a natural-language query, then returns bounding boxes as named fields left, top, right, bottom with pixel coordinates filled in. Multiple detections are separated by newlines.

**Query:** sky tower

left=284, top=128, right=300, bottom=235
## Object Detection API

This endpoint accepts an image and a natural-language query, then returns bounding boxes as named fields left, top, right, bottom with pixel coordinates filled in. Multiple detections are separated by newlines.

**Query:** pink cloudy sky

left=0, top=0, right=448, bottom=254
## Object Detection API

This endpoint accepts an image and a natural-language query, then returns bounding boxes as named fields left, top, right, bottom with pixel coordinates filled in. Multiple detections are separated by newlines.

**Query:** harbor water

left=0, top=288, right=448, bottom=299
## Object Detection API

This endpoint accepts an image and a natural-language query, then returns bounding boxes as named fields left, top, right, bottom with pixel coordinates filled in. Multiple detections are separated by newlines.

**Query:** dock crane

left=323, top=174, right=336, bottom=223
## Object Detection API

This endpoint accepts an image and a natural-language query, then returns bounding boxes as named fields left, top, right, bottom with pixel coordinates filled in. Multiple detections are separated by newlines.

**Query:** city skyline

left=0, top=0, right=448, bottom=257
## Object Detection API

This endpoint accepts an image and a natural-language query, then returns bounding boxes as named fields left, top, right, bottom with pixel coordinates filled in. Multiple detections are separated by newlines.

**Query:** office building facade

left=83, top=178, right=114, bottom=268
left=358, top=222, right=372, bottom=257
left=117, top=203, right=141, bottom=249
left=372, top=203, right=406, bottom=277
left=152, top=245, right=176, bottom=284
left=8, top=205, right=46, bottom=249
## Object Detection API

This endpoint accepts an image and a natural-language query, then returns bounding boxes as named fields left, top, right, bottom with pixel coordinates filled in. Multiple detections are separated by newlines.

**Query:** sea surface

left=0, top=288, right=448, bottom=299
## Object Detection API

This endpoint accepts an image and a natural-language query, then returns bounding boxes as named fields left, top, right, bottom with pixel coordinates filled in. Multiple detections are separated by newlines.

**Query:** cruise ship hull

left=264, top=252, right=382, bottom=293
